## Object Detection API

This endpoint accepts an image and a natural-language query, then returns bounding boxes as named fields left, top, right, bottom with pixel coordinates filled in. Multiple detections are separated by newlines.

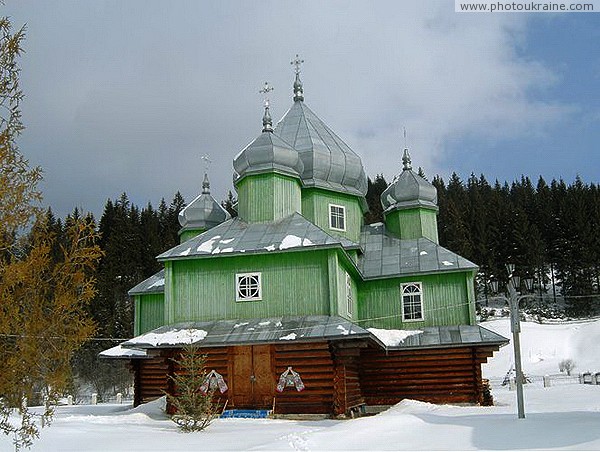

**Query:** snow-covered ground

left=2, top=318, right=599, bottom=451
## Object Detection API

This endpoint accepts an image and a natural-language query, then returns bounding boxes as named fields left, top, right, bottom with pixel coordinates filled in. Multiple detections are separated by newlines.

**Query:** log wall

left=359, top=346, right=497, bottom=405
left=133, top=356, right=170, bottom=407
left=273, top=342, right=335, bottom=415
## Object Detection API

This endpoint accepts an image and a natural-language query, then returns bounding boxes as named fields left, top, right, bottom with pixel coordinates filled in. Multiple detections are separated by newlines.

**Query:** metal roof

left=120, top=315, right=371, bottom=349
left=128, top=269, right=165, bottom=296
left=102, top=317, right=507, bottom=358
left=233, top=130, right=304, bottom=182
left=358, top=223, right=478, bottom=279
left=274, top=101, right=368, bottom=197
left=371, top=325, right=509, bottom=351
left=157, top=212, right=359, bottom=261
left=381, top=169, right=438, bottom=212
left=178, top=175, right=230, bottom=231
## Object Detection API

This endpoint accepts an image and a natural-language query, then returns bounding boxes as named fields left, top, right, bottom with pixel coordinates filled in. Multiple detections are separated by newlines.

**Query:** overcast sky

left=4, top=1, right=599, bottom=218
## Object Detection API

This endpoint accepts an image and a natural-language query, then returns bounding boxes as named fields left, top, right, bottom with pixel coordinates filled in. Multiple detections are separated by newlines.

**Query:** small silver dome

left=179, top=174, right=231, bottom=230
left=381, top=149, right=437, bottom=211
left=233, top=131, right=304, bottom=182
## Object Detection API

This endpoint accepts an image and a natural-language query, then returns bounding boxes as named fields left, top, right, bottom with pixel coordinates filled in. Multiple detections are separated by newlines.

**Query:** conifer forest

left=20, top=171, right=600, bottom=401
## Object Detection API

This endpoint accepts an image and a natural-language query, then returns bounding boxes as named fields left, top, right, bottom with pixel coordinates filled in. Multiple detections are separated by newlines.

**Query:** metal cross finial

left=201, top=154, right=211, bottom=172
left=403, top=127, right=407, bottom=149
left=291, top=54, right=304, bottom=74
left=259, top=82, right=274, bottom=132
left=259, top=81, right=274, bottom=108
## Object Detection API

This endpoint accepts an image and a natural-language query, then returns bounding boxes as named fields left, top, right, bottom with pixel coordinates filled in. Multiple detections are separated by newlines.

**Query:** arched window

left=401, top=282, right=423, bottom=321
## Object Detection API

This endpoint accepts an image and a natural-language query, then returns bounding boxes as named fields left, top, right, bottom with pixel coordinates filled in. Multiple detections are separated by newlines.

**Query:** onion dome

left=274, top=101, right=368, bottom=197
left=178, top=173, right=230, bottom=230
left=233, top=103, right=304, bottom=182
left=380, top=149, right=438, bottom=211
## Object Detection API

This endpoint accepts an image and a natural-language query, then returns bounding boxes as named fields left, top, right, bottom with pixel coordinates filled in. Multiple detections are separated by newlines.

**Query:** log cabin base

left=129, top=338, right=503, bottom=417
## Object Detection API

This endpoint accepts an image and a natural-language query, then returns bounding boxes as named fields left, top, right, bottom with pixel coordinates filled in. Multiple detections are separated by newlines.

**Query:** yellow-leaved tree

left=0, top=15, right=102, bottom=450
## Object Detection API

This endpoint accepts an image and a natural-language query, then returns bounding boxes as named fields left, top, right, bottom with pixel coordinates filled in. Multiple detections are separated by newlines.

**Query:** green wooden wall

left=301, top=188, right=363, bottom=243
left=384, top=207, right=439, bottom=243
left=179, top=228, right=206, bottom=243
left=236, top=173, right=301, bottom=223
left=166, top=250, right=331, bottom=323
left=358, top=271, right=476, bottom=329
left=134, top=293, right=165, bottom=336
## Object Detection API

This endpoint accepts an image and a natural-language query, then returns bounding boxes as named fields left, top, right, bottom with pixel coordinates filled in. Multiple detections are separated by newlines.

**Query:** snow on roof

left=99, top=345, right=148, bottom=359
left=158, top=213, right=358, bottom=261
left=126, top=328, right=208, bottom=347
left=368, top=328, right=423, bottom=347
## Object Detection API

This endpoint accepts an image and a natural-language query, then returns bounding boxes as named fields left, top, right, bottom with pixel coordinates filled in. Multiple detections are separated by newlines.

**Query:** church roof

left=100, top=318, right=507, bottom=358
left=178, top=173, right=231, bottom=230
left=118, top=315, right=371, bottom=349
left=128, top=269, right=165, bottom=296
left=274, top=101, right=368, bottom=197
left=157, top=212, right=359, bottom=261
left=358, top=223, right=478, bottom=279
left=233, top=130, right=303, bottom=182
left=381, top=149, right=438, bottom=212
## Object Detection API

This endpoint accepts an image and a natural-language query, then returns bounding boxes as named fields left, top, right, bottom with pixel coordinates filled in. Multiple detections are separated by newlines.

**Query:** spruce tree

left=167, top=342, right=218, bottom=432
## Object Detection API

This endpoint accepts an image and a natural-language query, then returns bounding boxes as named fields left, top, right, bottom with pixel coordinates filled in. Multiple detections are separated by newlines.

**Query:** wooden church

left=102, top=59, right=508, bottom=416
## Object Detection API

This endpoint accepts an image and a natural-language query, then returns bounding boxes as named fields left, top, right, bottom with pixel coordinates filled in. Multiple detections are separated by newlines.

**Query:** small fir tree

left=166, top=342, right=218, bottom=432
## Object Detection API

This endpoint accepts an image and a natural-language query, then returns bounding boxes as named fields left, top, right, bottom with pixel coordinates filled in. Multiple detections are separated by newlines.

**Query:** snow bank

left=481, top=318, right=600, bottom=378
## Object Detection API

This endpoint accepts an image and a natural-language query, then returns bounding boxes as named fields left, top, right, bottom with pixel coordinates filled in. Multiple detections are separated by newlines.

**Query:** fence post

left=543, top=375, right=551, bottom=388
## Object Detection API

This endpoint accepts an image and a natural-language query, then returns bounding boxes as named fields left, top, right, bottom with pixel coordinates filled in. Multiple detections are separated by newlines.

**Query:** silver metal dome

left=233, top=130, right=304, bottom=182
left=381, top=149, right=438, bottom=211
left=274, top=101, right=368, bottom=197
left=178, top=174, right=231, bottom=230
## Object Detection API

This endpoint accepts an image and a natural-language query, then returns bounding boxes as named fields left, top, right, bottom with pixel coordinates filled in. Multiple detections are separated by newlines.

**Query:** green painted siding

left=301, top=188, right=363, bottom=243
left=358, top=271, right=474, bottom=329
left=170, top=250, right=330, bottom=322
left=134, top=293, right=165, bottom=335
left=384, top=207, right=439, bottom=243
left=237, top=173, right=301, bottom=223
left=179, top=228, right=206, bottom=243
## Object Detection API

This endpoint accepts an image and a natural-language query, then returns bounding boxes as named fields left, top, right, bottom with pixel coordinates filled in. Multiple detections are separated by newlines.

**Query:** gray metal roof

left=128, top=269, right=165, bottom=295
left=233, top=131, right=304, bottom=182
left=358, top=223, right=478, bottom=279
left=381, top=168, right=438, bottom=212
left=157, top=212, right=359, bottom=261
left=120, top=315, right=371, bottom=349
left=178, top=182, right=230, bottom=231
left=274, top=101, right=368, bottom=197
left=102, top=318, right=507, bottom=358
left=369, top=325, right=508, bottom=350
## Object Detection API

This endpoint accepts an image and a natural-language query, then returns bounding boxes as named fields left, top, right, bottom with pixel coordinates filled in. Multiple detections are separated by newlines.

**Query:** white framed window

left=236, top=272, right=262, bottom=301
left=345, top=272, right=353, bottom=317
left=329, top=204, right=346, bottom=231
left=401, top=282, right=424, bottom=321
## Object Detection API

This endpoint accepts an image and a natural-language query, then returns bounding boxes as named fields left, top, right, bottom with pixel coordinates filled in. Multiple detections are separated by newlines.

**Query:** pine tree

left=221, top=190, right=238, bottom=218
left=364, top=174, right=387, bottom=225
left=167, top=342, right=218, bottom=432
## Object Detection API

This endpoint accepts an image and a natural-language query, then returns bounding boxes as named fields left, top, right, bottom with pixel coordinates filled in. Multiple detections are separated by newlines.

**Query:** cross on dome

left=291, top=54, right=305, bottom=102
left=259, top=81, right=274, bottom=132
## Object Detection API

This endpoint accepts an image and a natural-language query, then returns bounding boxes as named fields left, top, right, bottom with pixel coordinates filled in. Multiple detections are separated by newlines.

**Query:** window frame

left=235, top=272, right=262, bottom=302
left=401, top=282, right=424, bottom=322
left=328, top=203, right=346, bottom=232
left=345, top=271, right=353, bottom=318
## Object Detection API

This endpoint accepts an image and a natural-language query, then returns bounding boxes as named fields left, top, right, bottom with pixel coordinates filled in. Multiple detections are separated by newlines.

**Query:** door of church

left=231, top=345, right=273, bottom=408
